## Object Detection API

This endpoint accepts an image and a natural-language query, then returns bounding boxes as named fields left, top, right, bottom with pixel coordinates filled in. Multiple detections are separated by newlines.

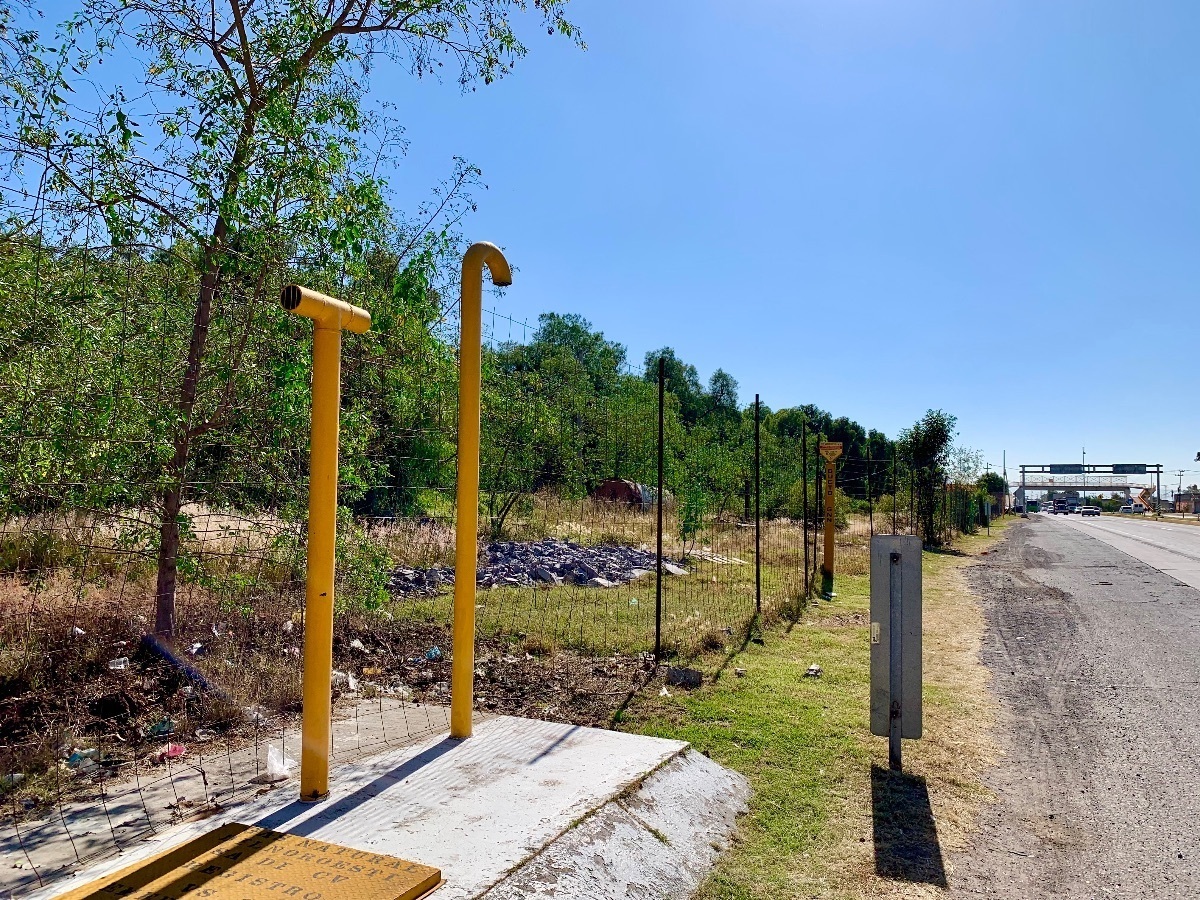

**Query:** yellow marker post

left=451, top=242, right=512, bottom=740
left=819, top=442, right=843, bottom=596
left=281, top=285, right=371, bottom=802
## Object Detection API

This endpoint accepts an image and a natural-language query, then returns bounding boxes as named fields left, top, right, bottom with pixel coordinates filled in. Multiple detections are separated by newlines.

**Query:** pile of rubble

left=387, top=539, right=688, bottom=597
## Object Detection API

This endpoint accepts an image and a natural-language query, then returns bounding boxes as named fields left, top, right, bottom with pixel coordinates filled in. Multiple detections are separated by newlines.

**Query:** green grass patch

left=618, top=516, right=1016, bottom=899
left=622, top=574, right=873, bottom=899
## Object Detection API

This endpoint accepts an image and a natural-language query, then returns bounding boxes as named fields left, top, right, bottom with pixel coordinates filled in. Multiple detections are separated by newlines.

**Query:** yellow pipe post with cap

left=280, top=284, right=371, bottom=801
left=451, top=242, right=512, bottom=739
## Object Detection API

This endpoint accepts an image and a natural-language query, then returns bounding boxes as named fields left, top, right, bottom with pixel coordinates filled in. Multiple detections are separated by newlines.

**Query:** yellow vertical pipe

left=451, top=242, right=512, bottom=740
left=822, top=460, right=836, bottom=579
left=300, top=324, right=341, bottom=801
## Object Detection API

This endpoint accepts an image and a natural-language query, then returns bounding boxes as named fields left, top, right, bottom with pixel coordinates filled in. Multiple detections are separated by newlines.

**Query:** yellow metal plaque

left=55, top=824, right=442, bottom=900
left=818, top=442, right=843, bottom=462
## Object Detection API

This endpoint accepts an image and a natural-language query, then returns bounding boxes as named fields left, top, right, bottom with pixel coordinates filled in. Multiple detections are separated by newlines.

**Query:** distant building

left=1173, top=491, right=1200, bottom=514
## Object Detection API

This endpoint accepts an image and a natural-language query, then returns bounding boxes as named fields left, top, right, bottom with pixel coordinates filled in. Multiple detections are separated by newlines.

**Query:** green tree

left=977, top=471, right=1007, bottom=495
left=900, top=409, right=957, bottom=545
left=4, top=0, right=580, bottom=636
left=644, top=347, right=705, bottom=424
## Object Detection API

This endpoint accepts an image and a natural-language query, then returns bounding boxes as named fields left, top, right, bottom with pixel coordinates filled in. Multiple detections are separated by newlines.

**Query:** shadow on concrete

left=871, top=765, right=947, bottom=887
left=254, top=736, right=459, bottom=836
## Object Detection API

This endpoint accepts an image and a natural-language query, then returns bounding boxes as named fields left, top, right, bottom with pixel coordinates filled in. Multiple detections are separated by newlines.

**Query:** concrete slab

left=20, top=717, right=744, bottom=900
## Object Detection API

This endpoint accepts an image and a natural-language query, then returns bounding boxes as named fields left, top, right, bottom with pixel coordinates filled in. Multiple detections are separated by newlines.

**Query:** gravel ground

left=948, top=517, right=1200, bottom=899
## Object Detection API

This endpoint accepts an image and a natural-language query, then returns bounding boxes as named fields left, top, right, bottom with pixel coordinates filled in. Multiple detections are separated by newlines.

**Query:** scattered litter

left=194, top=728, right=219, bottom=743
left=107, top=657, right=130, bottom=671
left=67, top=749, right=98, bottom=768
left=666, top=666, right=703, bottom=689
left=362, top=666, right=382, bottom=676
left=734, top=668, right=747, bottom=677
left=250, top=746, right=295, bottom=784
left=188, top=642, right=204, bottom=656
left=211, top=623, right=221, bottom=637
left=153, top=744, right=187, bottom=765
left=282, top=620, right=294, bottom=634
left=425, top=646, right=443, bottom=661
left=349, top=638, right=366, bottom=652
left=244, top=706, right=266, bottom=725
left=659, top=686, right=672, bottom=697
left=147, top=718, right=175, bottom=737
left=72, top=626, right=86, bottom=637
left=347, top=673, right=359, bottom=692
left=804, top=664, right=823, bottom=678
left=662, top=562, right=689, bottom=577
left=629, top=598, right=639, bottom=606
left=395, top=685, right=413, bottom=701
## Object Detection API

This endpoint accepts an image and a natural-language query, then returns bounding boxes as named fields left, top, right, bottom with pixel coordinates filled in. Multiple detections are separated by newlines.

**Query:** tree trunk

left=150, top=99, right=262, bottom=637
left=153, top=253, right=220, bottom=636
left=155, top=485, right=183, bottom=635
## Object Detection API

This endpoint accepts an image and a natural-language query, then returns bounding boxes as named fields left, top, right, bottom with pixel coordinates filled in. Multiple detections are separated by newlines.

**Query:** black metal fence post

left=892, top=443, right=898, bottom=534
left=867, top=446, right=874, bottom=537
left=754, top=393, right=761, bottom=615
left=802, top=419, right=809, bottom=600
left=655, top=356, right=664, bottom=660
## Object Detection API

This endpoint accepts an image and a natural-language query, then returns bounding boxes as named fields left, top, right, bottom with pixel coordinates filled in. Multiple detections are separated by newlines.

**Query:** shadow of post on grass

left=871, top=764, right=947, bottom=887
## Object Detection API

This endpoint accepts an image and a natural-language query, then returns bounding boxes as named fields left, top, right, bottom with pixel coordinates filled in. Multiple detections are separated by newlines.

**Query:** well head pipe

left=281, top=285, right=371, bottom=333
left=461, top=241, right=512, bottom=287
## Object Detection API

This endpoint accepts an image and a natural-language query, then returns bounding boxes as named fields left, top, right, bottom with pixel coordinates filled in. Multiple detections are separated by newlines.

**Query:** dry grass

left=815, top=525, right=1005, bottom=898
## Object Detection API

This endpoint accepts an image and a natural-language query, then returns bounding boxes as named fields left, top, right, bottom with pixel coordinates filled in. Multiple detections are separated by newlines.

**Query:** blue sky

left=375, top=0, right=1200, bottom=489
left=29, top=0, right=1200, bottom=490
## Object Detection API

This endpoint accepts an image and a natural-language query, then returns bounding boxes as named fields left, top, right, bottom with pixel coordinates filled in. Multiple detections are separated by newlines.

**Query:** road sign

left=1113, top=463, right=1147, bottom=475
left=819, top=442, right=843, bottom=462
left=870, top=535, right=923, bottom=771
left=1049, top=464, right=1083, bottom=474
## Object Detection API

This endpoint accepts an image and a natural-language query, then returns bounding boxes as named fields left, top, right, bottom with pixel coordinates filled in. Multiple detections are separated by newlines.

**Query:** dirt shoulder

left=945, top=516, right=1200, bottom=899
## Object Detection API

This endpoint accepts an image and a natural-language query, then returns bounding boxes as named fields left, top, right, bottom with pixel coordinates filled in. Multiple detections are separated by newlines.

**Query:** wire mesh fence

left=0, top=238, right=990, bottom=893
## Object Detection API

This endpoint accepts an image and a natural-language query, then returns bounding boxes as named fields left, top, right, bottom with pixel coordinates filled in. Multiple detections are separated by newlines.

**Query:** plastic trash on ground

left=153, top=743, right=187, bottom=765
left=265, top=746, right=295, bottom=783
left=147, top=718, right=175, bottom=737
left=108, top=657, right=130, bottom=671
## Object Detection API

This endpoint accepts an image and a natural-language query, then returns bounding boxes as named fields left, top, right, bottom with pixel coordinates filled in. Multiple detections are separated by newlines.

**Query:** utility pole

left=1082, top=447, right=1086, bottom=507
left=1177, top=469, right=1186, bottom=517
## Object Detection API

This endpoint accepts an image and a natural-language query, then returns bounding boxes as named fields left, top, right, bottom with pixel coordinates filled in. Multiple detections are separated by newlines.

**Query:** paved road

left=948, top=517, right=1200, bottom=899
left=1040, top=511, right=1200, bottom=590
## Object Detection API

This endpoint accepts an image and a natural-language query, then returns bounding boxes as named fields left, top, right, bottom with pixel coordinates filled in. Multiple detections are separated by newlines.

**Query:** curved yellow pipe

left=280, top=284, right=371, bottom=802
left=451, top=242, right=511, bottom=739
